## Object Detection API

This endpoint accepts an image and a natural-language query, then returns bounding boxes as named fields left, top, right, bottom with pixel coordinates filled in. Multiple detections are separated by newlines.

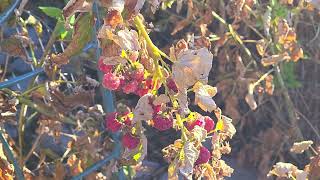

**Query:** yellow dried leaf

left=256, top=39, right=266, bottom=56
left=290, top=140, right=313, bottom=154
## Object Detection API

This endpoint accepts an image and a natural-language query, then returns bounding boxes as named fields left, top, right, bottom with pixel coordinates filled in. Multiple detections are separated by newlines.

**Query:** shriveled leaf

left=261, top=53, right=290, bottom=66
left=256, top=39, right=267, bottom=56
left=191, top=126, right=207, bottom=143
left=0, top=36, right=28, bottom=60
left=62, top=0, right=92, bottom=20
left=221, top=115, right=236, bottom=138
left=193, top=82, right=217, bottom=112
left=268, top=162, right=298, bottom=178
left=172, top=48, right=213, bottom=90
left=171, top=0, right=193, bottom=35
left=265, top=75, right=274, bottom=95
left=176, top=89, right=190, bottom=115
left=290, top=140, right=313, bottom=154
left=116, top=29, right=140, bottom=51
left=133, top=94, right=154, bottom=122
left=179, top=141, right=199, bottom=180
left=153, top=94, right=170, bottom=106
left=51, top=13, right=93, bottom=65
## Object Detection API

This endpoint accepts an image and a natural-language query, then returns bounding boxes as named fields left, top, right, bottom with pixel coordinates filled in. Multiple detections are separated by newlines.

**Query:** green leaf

left=39, top=6, right=63, bottom=20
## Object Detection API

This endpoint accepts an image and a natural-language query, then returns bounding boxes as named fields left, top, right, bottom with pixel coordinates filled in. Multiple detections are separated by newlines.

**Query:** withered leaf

left=245, top=83, right=257, bottom=110
left=179, top=141, right=199, bottom=180
left=133, top=93, right=154, bottom=122
left=193, top=82, right=217, bottom=112
left=51, top=13, right=93, bottom=65
left=268, top=162, right=298, bottom=178
left=62, top=0, right=92, bottom=20
left=0, top=36, right=28, bottom=60
left=261, top=53, right=290, bottom=66
left=290, top=140, right=314, bottom=154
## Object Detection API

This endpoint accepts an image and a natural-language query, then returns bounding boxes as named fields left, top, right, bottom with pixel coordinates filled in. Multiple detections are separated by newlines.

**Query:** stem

left=38, top=25, right=59, bottom=67
left=23, top=133, right=42, bottom=164
left=134, top=16, right=172, bottom=62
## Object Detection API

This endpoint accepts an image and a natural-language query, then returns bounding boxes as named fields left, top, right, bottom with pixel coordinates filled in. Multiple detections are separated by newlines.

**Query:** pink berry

left=122, top=133, right=140, bottom=150
left=105, top=112, right=122, bottom=133
left=103, top=72, right=120, bottom=90
left=122, top=80, right=138, bottom=94
left=132, top=64, right=145, bottom=81
left=152, top=105, right=161, bottom=115
left=167, top=78, right=178, bottom=93
left=98, top=57, right=113, bottom=73
left=195, top=146, right=211, bottom=165
left=136, top=87, right=149, bottom=96
left=153, top=115, right=173, bottom=131
left=204, top=116, right=215, bottom=132
left=187, top=118, right=205, bottom=131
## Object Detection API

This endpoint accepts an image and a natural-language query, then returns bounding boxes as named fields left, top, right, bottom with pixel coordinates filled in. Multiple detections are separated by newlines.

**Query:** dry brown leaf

left=62, top=0, right=92, bottom=20
left=256, top=39, right=267, bottom=56
left=171, top=0, right=194, bottom=35
left=290, top=140, right=314, bottom=154
left=0, top=36, right=28, bottom=60
left=261, top=53, right=290, bottom=66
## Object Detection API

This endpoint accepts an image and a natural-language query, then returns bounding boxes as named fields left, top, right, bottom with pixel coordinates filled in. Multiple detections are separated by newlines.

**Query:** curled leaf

left=290, top=140, right=313, bottom=154
left=191, top=126, right=207, bottom=143
left=268, top=162, right=298, bottom=178
left=221, top=115, right=236, bottom=138
left=173, top=48, right=213, bottom=90
left=62, top=0, right=92, bottom=20
left=179, top=141, right=199, bottom=180
left=51, top=13, right=93, bottom=65
left=116, top=29, right=140, bottom=51
left=133, top=94, right=154, bottom=122
left=193, top=82, right=217, bottom=112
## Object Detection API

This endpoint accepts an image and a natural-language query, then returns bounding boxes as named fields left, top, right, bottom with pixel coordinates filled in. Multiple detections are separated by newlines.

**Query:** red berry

left=103, top=72, right=120, bottom=90
left=153, top=115, right=173, bottom=131
left=122, top=133, right=140, bottom=150
left=122, top=80, right=138, bottom=94
left=195, top=146, right=211, bottom=165
left=105, top=112, right=122, bottom=133
left=136, top=87, right=149, bottom=96
left=98, top=57, right=113, bottom=73
left=167, top=78, right=178, bottom=93
left=204, top=116, right=215, bottom=132
left=132, top=64, right=145, bottom=81
left=152, top=105, right=161, bottom=115
left=187, top=117, right=205, bottom=131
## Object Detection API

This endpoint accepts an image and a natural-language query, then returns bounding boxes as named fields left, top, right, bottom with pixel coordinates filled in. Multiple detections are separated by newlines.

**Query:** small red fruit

left=103, top=72, right=120, bottom=90
left=195, top=146, right=211, bottom=165
left=153, top=115, right=173, bottom=131
left=122, top=133, right=140, bottom=150
left=122, top=80, right=139, bottom=94
left=132, top=64, right=145, bottom=81
left=98, top=57, right=113, bottom=73
left=105, top=112, right=122, bottom=133
left=187, top=118, right=205, bottom=131
left=204, top=116, right=215, bottom=132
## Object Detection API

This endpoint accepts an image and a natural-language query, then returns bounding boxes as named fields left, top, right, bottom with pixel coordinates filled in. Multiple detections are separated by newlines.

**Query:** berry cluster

left=187, top=116, right=215, bottom=133
left=148, top=96, right=174, bottom=131
left=99, top=57, right=159, bottom=96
